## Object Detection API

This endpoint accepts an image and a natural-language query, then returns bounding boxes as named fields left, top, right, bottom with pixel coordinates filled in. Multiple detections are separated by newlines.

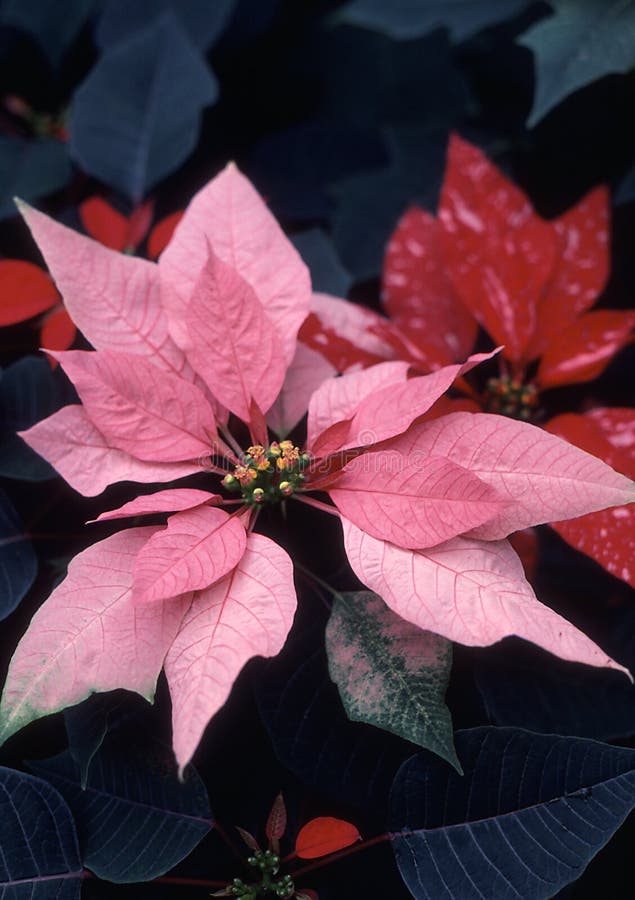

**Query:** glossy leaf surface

left=326, top=591, right=459, bottom=770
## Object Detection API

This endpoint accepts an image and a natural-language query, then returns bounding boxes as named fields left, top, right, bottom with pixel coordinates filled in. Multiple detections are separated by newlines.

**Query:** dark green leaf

left=0, top=488, right=36, bottom=622
left=0, top=766, right=82, bottom=899
left=519, top=0, right=635, bottom=127
left=70, top=12, right=218, bottom=200
left=96, top=0, right=237, bottom=51
left=391, top=728, right=635, bottom=899
left=291, top=229, right=352, bottom=296
left=337, top=0, right=532, bottom=42
left=0, top=137, right=71, bottom=219
left=0, top=0, right=97, bottom=66
left=326, top=591, right=460, bottom=771
left=29, top=738, right=213, bottom=883
left=0, top=357, right=76, bottom=481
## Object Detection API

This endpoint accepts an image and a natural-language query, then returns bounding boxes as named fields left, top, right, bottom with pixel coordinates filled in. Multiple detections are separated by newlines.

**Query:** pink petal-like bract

left=342, top=519, right=630, bottom=677
left=165, top=533, right=297, bottom=773
left=93, top=489, right=219, bottom=522
left=19, top=405, right=201, bottom=496
left=132, top=506, right=247, bottom=604
left=438, top=135, right=557, bottom=363
left=382, top=206, right=477, bottom=367
left=307, top=361, right=410, bottom=452
left=0, top=528, right=192, bottom=747
left=17, top=200, right=189, bottom=376
left=267, top=342, right=336, bottom=438
left=389, top=412, right=635, bottom=539
left=158, top=162, right=311, bottom=364
left=328, top=451, right=506, bottom=548
left=183, top=248, right=286, bottom=420
left=52, top=349, right=217, bottom=463
left=338, top=350, right=497, bottom=452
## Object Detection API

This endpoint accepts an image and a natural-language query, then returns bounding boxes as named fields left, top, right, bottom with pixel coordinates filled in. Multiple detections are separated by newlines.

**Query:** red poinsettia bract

left=304, top=134, right=635, bottom=586
left=0, top=164, right=633, bottom=773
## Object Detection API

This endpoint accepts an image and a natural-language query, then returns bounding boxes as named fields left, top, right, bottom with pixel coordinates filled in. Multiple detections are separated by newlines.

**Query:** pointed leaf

left=0, top=136, right=71, bottom=218
left=159, top=162, right=311, bottom=365
left=183, top=249, right=286, bottom=420
left=53, top=349, right=217, bottom=462
left=0, top=528, right=192, bottom=747
left=307, top=361, right=409, bottom=452
left=0, top=0, right=97, bottom=66
left=0, top=488, right=37, bottom=621
left=96, top=0, right=236, bottom=52
left=165, top=533, right=296, bottom=772
left=79, top=196, right=131, bottom=251
left=94, top=488, right=217, bottom=522
left=0, top=767, right=82, bottom=899
left=0, top=356, right=76, bottom=481
left=295, top=817, right=360, bottom=860
left=391, top=728, right=635, bottom=899
left=390, top=412, right=635, bottom=539
left=534, top=185, right=610, bottom=353
left=383, top=206, right=477, bottom=366
left=342, top=518, right=630, bottom=676
left=70, top=13, right=218, bottom=200
left=29, top=742, right=211, bottom=883
left=338, top=350, right=497, bottom=452
left=147, top=210, right=183, bottom=259
left=291, top=229, right=352, bottom=296
left=133, top=506, right=247, bottom=604
left=338, top=0, right=532, bottom=42
left=519, top=0, right=635, bottom=127
left=266, top=792, right=287, bottom=843
left=17, top=202, right=190, bottom=375
left=546, top=410, right=635, bottom=586
left=19, top=404, right=201, bottom=496
left=439, top=134, right=557, bottom=362
left=329, top=451, right=506, bottom=549
left=326, top=591, right=460, bottom=770
left=236, top=826, right=260, bottom=851
left=267, top=343, right=336, bottom=438
left=39, top=306, right=76, bottom=352
left=536, top=309, right=635, bottom=389
left=0, top=259, right=59, bottom=325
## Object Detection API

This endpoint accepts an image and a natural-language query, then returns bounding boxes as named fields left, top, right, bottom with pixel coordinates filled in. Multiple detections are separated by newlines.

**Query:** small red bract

left=295, top=817, right=361, bottom=859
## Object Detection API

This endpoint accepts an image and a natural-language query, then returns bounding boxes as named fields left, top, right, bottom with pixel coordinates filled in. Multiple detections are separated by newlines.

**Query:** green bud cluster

left=223, top=852, right=294, bottom=898
left=221, top=444, right=311, bottom=507
left=486, top=375, right=538, bottom=420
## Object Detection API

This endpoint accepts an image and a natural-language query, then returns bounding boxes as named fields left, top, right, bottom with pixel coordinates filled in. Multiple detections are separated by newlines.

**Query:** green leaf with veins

left=326, top=591, right=461, bottom=772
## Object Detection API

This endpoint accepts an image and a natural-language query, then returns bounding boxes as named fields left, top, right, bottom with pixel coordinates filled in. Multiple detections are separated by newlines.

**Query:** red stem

left=293, top=494, right=341, bottom=518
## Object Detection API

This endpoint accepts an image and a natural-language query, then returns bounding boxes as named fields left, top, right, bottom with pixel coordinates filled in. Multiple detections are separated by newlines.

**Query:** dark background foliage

left=1, top=1, right=634, bottom=897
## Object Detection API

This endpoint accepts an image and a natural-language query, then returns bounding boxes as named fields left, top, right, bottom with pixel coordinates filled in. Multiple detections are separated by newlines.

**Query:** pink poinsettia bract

left=1, top=163, right=633, bottom=773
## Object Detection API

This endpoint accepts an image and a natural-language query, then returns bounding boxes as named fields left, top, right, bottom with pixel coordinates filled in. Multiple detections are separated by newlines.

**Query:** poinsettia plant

left=0, top=162, right=633, bottom=780
left=303, top=134, right=635, bottom=586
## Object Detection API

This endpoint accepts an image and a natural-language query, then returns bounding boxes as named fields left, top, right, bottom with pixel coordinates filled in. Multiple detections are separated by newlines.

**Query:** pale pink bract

left=1, top=163, right=633, bottom=774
